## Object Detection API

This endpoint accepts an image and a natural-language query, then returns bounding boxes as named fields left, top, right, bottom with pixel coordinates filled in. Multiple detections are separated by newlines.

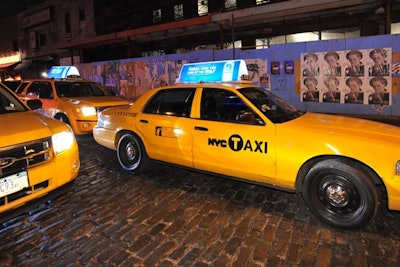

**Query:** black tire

left=117, top=132, right=149, bottom=172
left=55, top=114, right=71, bottom=125
left=302, top=159, right=378, bottom=229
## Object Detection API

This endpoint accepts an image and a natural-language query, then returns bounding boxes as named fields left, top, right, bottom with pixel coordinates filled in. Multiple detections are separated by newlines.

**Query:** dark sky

left=0, top=0, right=45, bottom=19
left=0, top=0, right=24, bottom=19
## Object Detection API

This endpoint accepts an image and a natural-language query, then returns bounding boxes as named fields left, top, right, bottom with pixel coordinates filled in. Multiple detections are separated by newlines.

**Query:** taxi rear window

left=143, top=88, right=194, bottom=117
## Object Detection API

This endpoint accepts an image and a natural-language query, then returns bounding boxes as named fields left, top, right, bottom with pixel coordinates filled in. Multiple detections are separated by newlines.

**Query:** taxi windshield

left=239, top=87, right=304, bottom=123
left=0, top=85, right=29, bottom=114
left=55, top=81, right=112, bottom=97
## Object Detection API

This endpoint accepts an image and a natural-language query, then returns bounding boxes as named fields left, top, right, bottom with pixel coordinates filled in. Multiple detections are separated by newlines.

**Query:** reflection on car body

left=93, top=60, right=400, bottom=229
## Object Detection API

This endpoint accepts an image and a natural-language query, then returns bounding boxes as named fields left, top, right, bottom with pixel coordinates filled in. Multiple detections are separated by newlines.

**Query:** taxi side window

left=143, top=88, right=194, bottom=117
left=16, top=82, right=29, bottom=94
left=27, top=82, right=53, bottom=99
left=201, top=88, right=263, bottom=125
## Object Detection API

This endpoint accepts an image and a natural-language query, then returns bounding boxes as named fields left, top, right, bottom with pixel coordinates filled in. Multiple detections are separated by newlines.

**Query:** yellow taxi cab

left=0, top=83, right=79, bottom=214
left=93, top=60, right=400, bottom=229
left=17, top=66, right=131, bottom=135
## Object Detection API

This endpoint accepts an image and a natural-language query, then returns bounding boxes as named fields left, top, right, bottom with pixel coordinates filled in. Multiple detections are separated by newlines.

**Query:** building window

left=153, top=9, right=162, bottom=23
left=30, top=31, right=37, bottom=50
left=174, top=4, right=184, bottom=20
left=225, top=0, right=236, bottom=10
left=198, top=0, right=208, bottom=16
left=39, top=33, right=46, bottom=46
left=79, top=9, right=85, bottom=21
left=65, top=13, right=71, bottom=35
left=256, top=0, right=270, bottom=5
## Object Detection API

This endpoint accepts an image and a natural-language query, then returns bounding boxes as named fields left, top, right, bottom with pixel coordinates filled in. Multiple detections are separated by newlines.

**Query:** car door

left=135, top=87, right=196, bottom=168
left=192, top=87, right=277, bottom=184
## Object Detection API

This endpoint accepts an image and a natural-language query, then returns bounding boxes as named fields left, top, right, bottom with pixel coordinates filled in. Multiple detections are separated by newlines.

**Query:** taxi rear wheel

left=117, top=133, right=149, bottom=172
left=302, top=159, right=378, bottom=229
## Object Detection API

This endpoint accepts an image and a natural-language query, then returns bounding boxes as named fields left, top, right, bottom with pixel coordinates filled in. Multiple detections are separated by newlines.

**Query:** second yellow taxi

left=17, top=66, right=131, bottom=135
left=93, top=60, right=400, bottom=229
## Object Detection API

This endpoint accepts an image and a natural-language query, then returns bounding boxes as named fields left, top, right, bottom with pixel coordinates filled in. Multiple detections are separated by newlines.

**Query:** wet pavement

left=1, top=133, right=400, bottom=266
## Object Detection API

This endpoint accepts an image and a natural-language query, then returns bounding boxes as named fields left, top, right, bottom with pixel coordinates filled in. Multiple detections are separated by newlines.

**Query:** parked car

left=17, top=76, right=131, bottom=134
left=93, top=60, right=400, bottom=229
left=0, top=83, right=80, bottom=214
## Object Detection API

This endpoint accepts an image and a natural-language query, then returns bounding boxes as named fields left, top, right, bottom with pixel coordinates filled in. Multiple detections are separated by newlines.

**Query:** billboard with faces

left=300, top=48, right=392, bottom=105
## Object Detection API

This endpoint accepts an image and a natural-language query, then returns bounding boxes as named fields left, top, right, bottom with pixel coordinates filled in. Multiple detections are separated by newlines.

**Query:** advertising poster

left=245, top=59, right=268, bottom=88
left=300, top=48, right=392, bottom=105
left=284, top=61, right=294, bottom=75
left=271, top=61, right=280, bottom=75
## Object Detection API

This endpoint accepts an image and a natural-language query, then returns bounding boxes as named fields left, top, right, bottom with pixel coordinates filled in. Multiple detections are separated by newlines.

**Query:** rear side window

left=26, top=82, right=53, bottom=99
left=3, top=81, right=21, bottom=92
left=143, top=88, right=195, bottom=117
left=16, top=82, right=29, bottom=94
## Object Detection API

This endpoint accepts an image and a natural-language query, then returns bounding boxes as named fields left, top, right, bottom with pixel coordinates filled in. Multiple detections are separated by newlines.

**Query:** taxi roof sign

left=177, top=60, right=248, bottom=83
left=47, top=66, right=80, bottom=79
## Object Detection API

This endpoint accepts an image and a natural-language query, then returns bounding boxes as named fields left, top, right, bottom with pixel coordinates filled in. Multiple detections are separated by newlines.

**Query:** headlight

left=77, top=106, right=97, bottom=116
left=52, top=130, right=75, bottom=155
left=396, top=160, right=400, bottom=175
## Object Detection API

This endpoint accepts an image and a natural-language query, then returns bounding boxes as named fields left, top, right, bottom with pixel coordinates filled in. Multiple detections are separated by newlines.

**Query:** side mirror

left=237, top=110, right=255, bottom=123
left=27, top=99, right=43, bottom=110
left=236, top=110, right=265, bottom=125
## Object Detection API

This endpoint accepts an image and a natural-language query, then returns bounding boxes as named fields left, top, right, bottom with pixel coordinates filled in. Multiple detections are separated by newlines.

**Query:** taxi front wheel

left=117, top=133, right=149, bottom=173
left=302, top=159, right=378, bottom=229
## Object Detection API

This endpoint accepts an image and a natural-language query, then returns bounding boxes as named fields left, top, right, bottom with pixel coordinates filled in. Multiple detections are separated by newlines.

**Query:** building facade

left=0, top=0, right=398, bottom=80
left=0, top=0, right=399, bottom=119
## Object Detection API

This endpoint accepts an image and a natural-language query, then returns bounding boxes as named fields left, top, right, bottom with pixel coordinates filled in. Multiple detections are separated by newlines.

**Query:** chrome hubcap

left=325, top=184, right=348, bottom=207
left=126, top=143, right=136, bottom=160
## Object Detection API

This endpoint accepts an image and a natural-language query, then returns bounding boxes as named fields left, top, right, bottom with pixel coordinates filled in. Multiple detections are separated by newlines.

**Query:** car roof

left=23, top=77, right=96, bottom=83
left=160, top=81, right=255, bottom=91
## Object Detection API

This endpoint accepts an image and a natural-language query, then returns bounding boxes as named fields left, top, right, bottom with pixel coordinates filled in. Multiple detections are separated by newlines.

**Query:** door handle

left=194, top=126, right=208, bottom=131
left=139, top=119, right=148, bottom=123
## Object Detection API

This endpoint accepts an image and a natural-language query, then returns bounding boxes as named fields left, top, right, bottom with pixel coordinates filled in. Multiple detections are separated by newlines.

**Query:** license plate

left=0, top=171, right=29, bottom=198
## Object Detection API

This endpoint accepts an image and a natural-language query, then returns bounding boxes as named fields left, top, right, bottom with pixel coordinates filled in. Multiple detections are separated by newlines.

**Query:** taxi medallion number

left=0, top=171, right=29, bottom=198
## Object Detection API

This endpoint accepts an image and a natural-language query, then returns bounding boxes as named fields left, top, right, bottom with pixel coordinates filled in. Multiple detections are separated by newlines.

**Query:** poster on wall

left=81, top=60, right=186, bottom=100
left=300, top=48, right=392, bottom=105
left=271, top=61, right=280, bottom=75
left=284, top=61, right=294, bottom=75
left=244, top=59, right=268, bottom=89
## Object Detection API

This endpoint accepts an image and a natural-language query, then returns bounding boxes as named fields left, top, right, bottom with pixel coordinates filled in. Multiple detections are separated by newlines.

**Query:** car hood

left=64, top=96, right=131, bottom=106
left=287, top=112, right=400, bottom=144
left=0, top=112, right=68, bottom=145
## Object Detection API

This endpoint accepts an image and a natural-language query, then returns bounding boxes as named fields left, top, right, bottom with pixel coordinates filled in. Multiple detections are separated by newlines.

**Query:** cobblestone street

left=1, top=134, right=400, bottom=266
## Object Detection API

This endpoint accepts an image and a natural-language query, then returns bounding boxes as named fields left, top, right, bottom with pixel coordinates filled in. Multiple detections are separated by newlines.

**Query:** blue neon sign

left=47, top=66, right=80, bottom=79
left=177, top=60, right=248, bottom=83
